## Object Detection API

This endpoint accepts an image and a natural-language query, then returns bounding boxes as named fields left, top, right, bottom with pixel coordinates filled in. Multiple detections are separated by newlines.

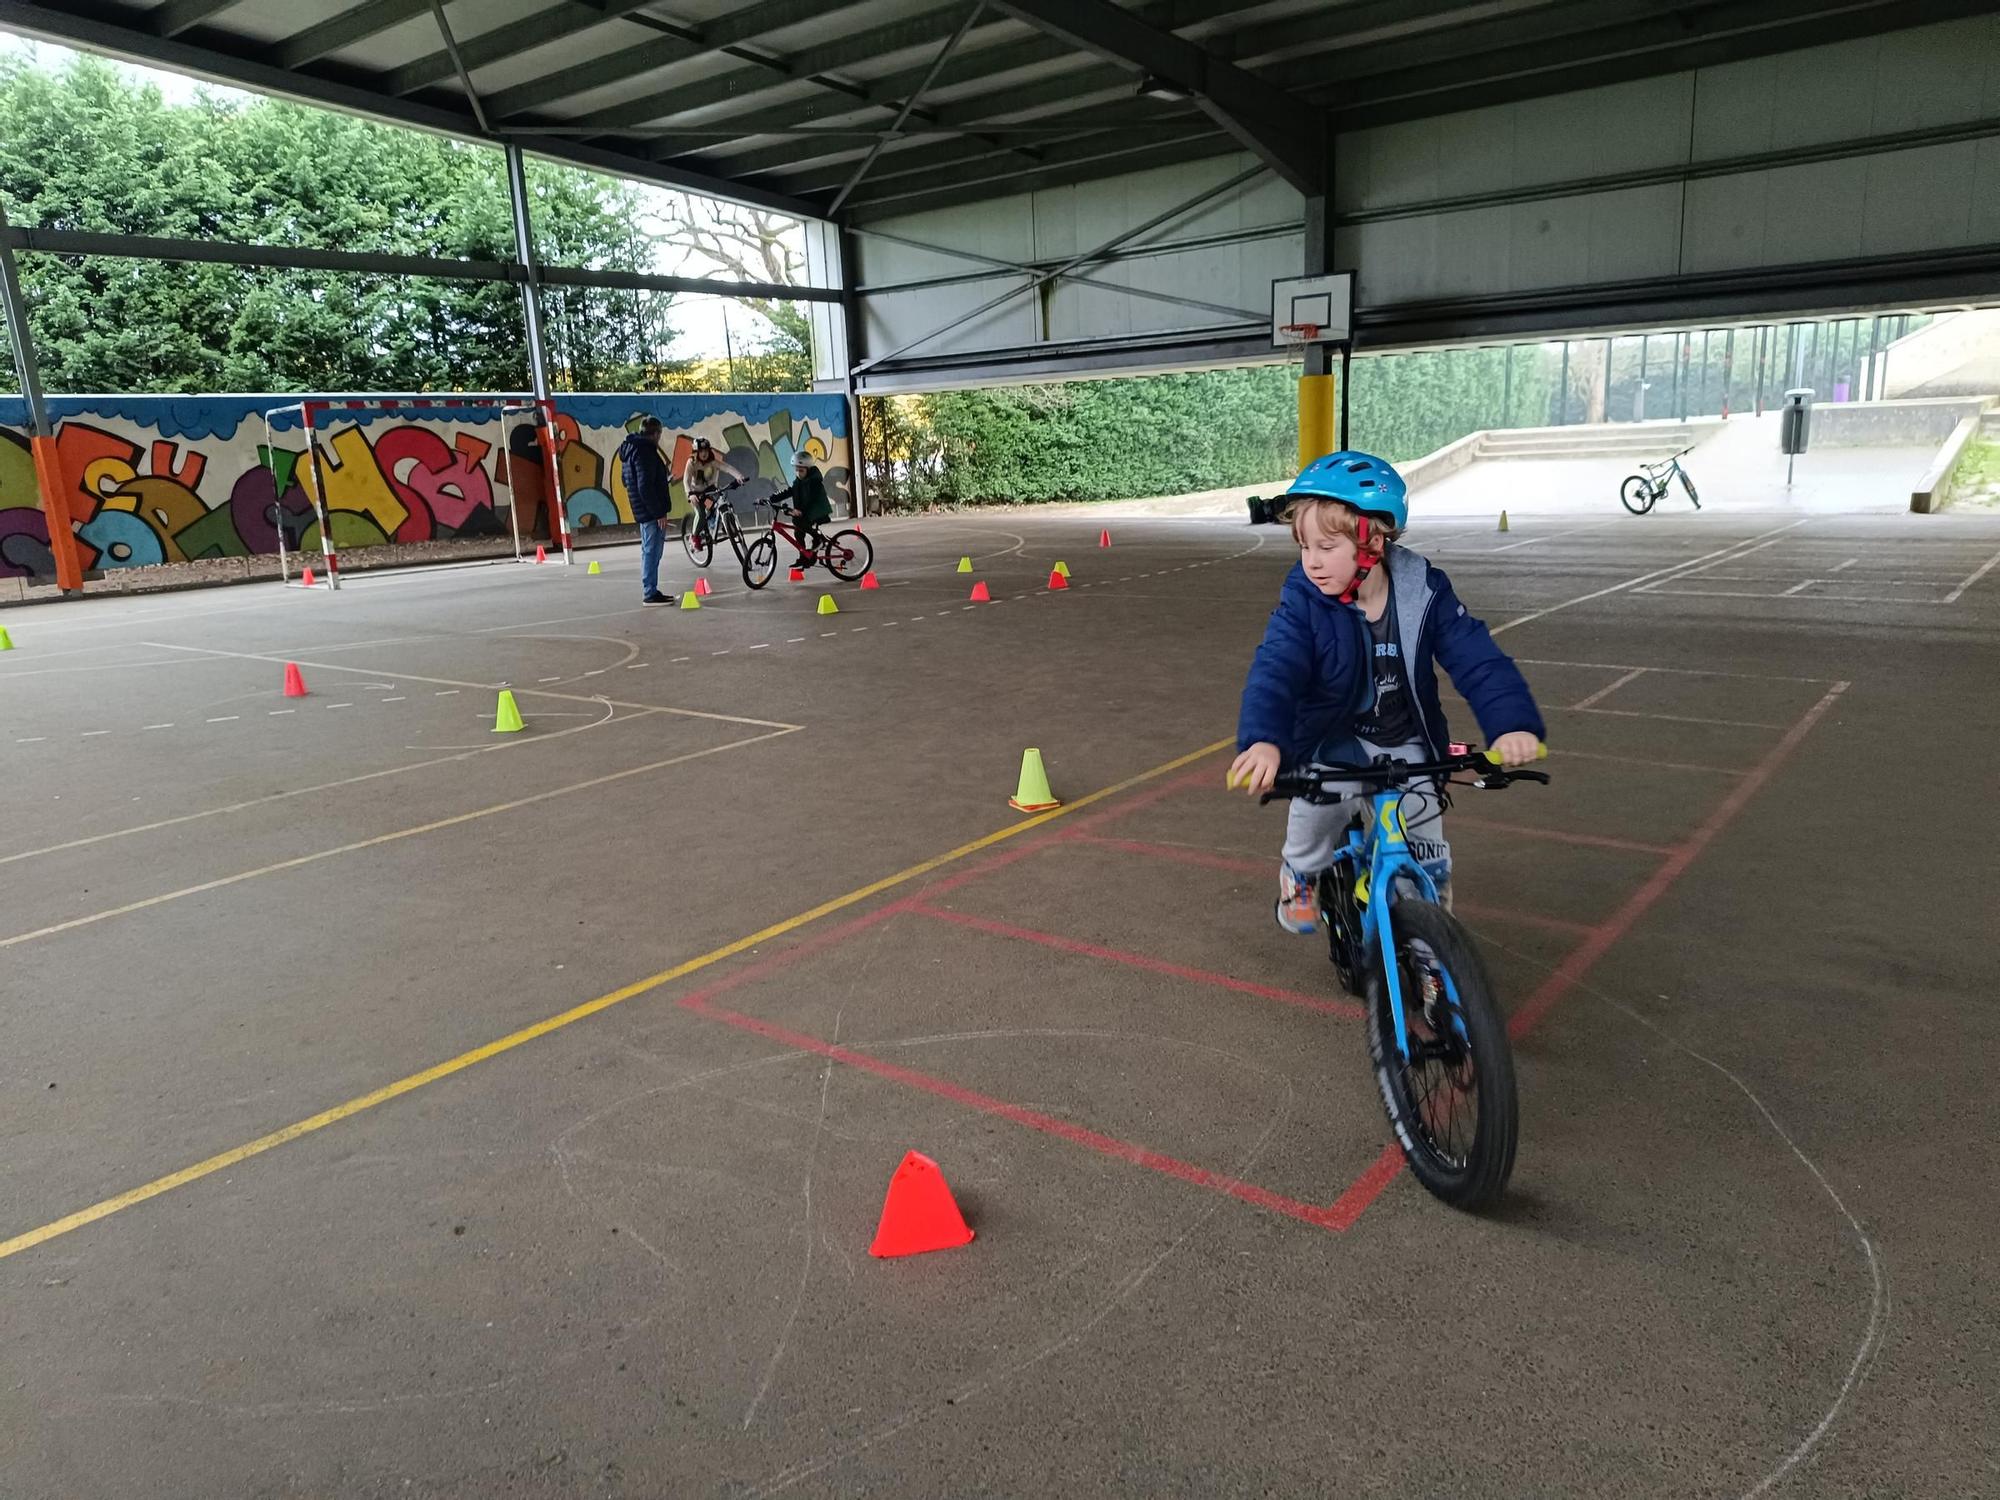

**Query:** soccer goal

left=261, top=396, right=573, bottom=590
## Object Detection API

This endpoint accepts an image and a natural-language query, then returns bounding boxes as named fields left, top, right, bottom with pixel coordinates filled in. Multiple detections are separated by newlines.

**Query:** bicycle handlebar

left=1255, top=745, right=1549, bottom=805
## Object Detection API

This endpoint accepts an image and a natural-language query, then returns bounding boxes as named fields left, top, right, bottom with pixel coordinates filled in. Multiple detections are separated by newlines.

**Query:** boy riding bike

left=768, top=452, right=833, bottom=569
left=1229, top=451, right=1545, bottom=928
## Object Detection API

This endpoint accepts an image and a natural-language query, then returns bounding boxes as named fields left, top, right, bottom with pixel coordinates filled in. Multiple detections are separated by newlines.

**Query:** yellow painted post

left=1298, top=372, right=1336, bottom=470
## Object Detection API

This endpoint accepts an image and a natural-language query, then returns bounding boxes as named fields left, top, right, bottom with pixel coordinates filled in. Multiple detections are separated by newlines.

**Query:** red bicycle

left=741, top=508, right=872, bottom=589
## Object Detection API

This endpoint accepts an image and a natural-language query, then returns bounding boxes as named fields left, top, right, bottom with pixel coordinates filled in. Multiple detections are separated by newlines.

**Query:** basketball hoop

left=1279, top=322, right=1322, bottom=358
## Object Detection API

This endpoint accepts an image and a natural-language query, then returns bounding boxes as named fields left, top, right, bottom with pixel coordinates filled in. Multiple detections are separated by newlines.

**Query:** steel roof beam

left=388, top=0, right=666, bottom=98
left=984, top=0, right=1325, bottom=192
left=275, top=0, right=431, bottom=72
left=154, top=0, right=245, bottom=38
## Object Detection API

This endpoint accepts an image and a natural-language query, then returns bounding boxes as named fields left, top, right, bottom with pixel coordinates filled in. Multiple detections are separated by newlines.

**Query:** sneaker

left=793, top=555, right=817, bottom=570
left=1275, top=864, right=1320, bottom=935
left=642, top=591, right=674, bottom=606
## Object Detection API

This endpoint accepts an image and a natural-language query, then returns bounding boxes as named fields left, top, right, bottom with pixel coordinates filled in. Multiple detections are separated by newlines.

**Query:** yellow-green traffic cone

left=493, top=690, right=525, bottom=734
left=1052, top=561, right=1070, bottom=578
left=817, top=594, right=839, bottom=616
left=1008, top=748, right=1060, bottom=812
left=956, top=556, right=973, bottom=573
left=0, top=625, right=14, bottom=651
left=680, top=590, right=701, bottom=610
left=587, top=559, right=601, bottom=575
left=1497, top=510, right=1510, bottom=533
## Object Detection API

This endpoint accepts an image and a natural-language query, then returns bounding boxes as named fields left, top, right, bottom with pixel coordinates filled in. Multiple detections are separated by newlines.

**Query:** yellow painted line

left=0, top=737, right=1231, bottom=1263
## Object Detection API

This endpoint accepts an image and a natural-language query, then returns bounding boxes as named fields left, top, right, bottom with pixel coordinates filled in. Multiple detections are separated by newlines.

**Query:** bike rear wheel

left=1620, top=475, right=1657, bottom=515
left=742, top=533, right=777, bottom=589
left=682, top=513, right=713, bottom=567
left=820, top=527, right=873, bottom=582
left=1367, top=900, right=1518, bottom=1211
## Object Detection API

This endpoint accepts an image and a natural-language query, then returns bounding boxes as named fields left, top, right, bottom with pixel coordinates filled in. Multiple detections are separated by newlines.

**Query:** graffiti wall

left=0, top=391, right=851, bottom=581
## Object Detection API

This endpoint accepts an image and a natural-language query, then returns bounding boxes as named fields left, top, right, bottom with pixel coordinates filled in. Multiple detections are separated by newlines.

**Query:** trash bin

left=1780, top=388, right=1814, bottom=455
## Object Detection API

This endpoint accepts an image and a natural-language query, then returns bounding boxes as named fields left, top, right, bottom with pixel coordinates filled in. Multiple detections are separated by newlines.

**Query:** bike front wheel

left=1367, top=899, right=1518, bottom=1211
left=1679, top=468, right=1701, bottom=508
left=742, top=533, right=778, bottom=589
left=820, top=528, right=873, bottom=581
left=1619, top=475, right=1657, bottom=515
left=682, top=514, right=713, bottom=567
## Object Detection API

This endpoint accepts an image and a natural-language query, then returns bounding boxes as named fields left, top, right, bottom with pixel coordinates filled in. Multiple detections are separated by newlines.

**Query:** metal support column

left=0, top=199, right=83, bottom=592
left=505, top=142, right=570, bottom=563
left=1557, top=341, right=1569, bottom=424
left=1297, top=120, right=1339, bottom=466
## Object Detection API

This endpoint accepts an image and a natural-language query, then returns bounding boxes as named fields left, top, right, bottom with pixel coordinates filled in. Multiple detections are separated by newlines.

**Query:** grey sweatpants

left=1280, top=739, right=1452, bottom=895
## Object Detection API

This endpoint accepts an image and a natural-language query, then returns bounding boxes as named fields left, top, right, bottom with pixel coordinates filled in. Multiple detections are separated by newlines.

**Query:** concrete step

left=1480, top=427, right=1696, bottom=453
left=1479, top=444, right=1691, bottom=461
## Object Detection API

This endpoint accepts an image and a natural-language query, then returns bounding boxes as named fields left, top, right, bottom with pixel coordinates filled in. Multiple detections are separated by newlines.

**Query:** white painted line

left=268, top=711, right=294, bottom=717
left=325, top=703, right=353, bottom=710
left=538, top=676, right=562, bottom=683
left=884, top=621, right=900, bottom=627
left=909, top=618, right=924, bottom=624
left=80, top=730, right=110, bottom=737
left=15, top=737, right=46, bottom=743
left=672, top=656, right=691, bottom=663
left=852, top=626, right=869, bottom=632
left=435, top=690, right=459, bottom=696
left=749, top=643, right=770, bottom=650
left=1570, top=706, right=1787, bottom=731
left=206, top=716, right=240, bottom=723
left=1642, top=588, right=1944, bottom=604
left=627, top=663, right=647, bottom=669
left=1943, top=545, right=2000, bottom=605
left=1780, top=580, right=1819, bottom=597
left=821, top=631, right=839, bottom=638
left=1512, top=658, right=1835, bottom=684
left=711, top=650, right=731, bottom=656
left=1831, top=557, right=1859, bottom=573
left=788, top=637, right=805, bottom=644
left=935, top=611, right=952, bottom=617
left=1495, top=521, right=1813, bottom=633
left=1569, top=667, right=1648, bottom=711
left=381, top=696, right=406, bottom=703
left=144, top=723, right=176, bottom=730
left=584, top=669, right=606, bottom=677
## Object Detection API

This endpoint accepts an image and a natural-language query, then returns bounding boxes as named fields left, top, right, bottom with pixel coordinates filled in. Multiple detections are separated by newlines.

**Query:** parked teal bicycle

left=1263, top=745, right=1548, bottom=1210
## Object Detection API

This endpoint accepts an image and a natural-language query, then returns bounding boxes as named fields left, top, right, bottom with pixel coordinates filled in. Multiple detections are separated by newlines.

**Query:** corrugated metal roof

left=0, top=0, right=1979, bottom=223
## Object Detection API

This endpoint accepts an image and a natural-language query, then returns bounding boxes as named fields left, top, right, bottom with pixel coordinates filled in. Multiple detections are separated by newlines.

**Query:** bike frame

left=1326, top=786, right=1453, bottom=1065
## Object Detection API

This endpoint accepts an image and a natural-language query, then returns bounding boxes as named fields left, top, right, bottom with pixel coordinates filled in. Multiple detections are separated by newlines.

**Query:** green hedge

left=861, top=347, right=1557, bottom=510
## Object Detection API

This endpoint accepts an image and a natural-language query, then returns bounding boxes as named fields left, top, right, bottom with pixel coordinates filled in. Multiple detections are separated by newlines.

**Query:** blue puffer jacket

left=1237, top=544, right=1545, bottom=763
left=617, top=435, right=674, bottom=524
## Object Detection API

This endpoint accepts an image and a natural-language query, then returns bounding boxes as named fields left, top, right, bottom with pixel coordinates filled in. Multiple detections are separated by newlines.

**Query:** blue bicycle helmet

left=1287, top=450, right=1408, bottom=528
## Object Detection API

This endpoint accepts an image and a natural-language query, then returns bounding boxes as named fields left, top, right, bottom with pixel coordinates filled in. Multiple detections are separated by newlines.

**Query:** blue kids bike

left=1265, top=745, right=1548, bottom=1210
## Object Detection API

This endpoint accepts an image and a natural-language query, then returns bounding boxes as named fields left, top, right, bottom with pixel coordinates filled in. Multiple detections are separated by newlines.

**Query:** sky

left=0, top=29, right=802, bottom=361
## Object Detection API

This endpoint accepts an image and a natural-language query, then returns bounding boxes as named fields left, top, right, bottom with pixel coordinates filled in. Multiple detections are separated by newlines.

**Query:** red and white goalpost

left=262, top=396, right=573, bottom=590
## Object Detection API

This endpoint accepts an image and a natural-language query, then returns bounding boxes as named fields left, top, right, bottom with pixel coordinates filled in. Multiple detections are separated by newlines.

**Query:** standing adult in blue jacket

left=1229, top=452, right=1545, bottom=928
left=618, top=416, right=676, bottom=605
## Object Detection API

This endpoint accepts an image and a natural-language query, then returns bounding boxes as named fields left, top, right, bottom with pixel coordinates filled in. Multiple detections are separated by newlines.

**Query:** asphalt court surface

left=3, top=502, right=1998, bottom=1497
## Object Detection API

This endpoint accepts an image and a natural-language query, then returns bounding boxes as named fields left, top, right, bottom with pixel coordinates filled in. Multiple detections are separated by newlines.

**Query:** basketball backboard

left=1271, top=272, right=1354, bottom=347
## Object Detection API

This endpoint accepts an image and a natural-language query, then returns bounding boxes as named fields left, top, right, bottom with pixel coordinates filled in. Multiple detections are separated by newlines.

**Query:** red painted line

left=1451, top=814, right=1675, bottom=857
left=1325, top=682, right=1850, bottom=1226
left=910, top=903, right=1364, bottom=1020
left=1070, top=834, right=1265, bottom=875
left=1070, top=837, right=1592, bottom=937
left=1505, top=681, right=1848, bottom=1040
left=680, top=992, right=1354, bottom=1231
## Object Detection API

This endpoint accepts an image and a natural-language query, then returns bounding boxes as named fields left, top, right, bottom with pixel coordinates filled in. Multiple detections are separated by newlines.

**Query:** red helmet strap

left=1338, top=515, right=1384, bottom=604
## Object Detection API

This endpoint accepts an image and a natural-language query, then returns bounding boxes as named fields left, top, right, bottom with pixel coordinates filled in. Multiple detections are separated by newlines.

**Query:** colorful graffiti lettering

left=0, top=393, right=851, bottom=581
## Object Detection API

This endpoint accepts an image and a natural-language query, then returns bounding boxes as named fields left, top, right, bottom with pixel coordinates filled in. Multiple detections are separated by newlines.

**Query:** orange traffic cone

left=969, top=581, right=991, bottom=602
left=860, top=572, right=881, bottom=590
left=869, top=1151, right=974, bottom=1258
left=1048, top=569, right=1069, bottom=590
left=789, top=567, right=805, bottom=582
left=282, top=662, right=307, bottom=698
left=1098, top=528, right=1111, bottom=548
left=301, top=566, right=316, bottom=586
left=534, top=544, right=547, bottom=563
left=695, top=576, right=712, bottom=596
